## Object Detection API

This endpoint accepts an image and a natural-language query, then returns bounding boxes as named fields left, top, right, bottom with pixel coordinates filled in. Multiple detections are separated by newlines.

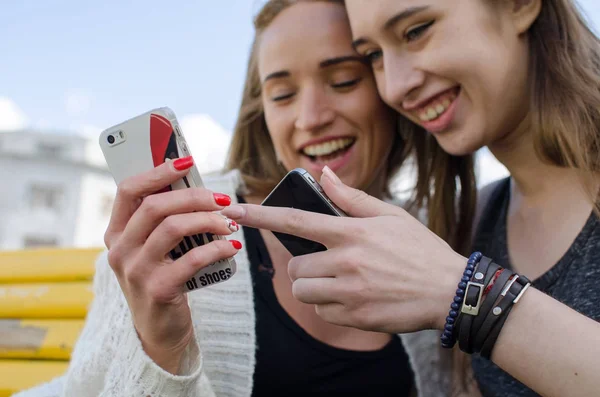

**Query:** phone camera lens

left=107, top=135, right=115, bottom=144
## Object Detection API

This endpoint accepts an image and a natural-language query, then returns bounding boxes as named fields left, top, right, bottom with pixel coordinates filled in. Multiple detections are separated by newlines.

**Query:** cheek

left=263, top=106, right=297, bottom=158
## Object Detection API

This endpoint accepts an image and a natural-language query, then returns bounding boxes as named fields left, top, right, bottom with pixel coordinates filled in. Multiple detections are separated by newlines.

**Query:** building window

left=37, top=142, right=63, bottom=158
left=23, top=236, right=58, bottom=248
left=29, top=184, right=64, bottom=211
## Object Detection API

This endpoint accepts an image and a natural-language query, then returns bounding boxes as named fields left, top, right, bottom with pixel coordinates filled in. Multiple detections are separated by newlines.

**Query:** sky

left=1, top=0, right=600, bottom=177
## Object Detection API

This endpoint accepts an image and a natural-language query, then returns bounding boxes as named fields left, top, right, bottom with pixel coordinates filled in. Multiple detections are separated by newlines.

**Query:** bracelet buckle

left=461, top=281, right=484, bottom=316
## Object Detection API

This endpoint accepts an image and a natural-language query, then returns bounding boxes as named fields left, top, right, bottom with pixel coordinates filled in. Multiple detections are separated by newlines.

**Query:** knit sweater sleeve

left=13, top=250, right=216, bottom=397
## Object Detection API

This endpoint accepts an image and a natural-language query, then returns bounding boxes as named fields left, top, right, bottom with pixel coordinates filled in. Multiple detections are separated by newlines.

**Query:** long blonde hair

left=224, top=0, right=477, bottom=254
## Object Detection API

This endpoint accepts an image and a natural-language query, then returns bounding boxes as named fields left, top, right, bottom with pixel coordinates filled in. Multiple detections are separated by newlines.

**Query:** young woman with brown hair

left=13, top=1, right=474, bottom=396
left=226, top=1, right=600, bottom=396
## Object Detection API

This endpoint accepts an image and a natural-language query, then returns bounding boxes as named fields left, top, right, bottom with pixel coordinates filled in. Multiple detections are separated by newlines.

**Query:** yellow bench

left=0, top=247, right=102, bottom=397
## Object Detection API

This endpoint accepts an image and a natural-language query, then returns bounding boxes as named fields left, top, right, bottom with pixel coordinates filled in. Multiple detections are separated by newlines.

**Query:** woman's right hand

left=103, top=156, right=241, bottom=374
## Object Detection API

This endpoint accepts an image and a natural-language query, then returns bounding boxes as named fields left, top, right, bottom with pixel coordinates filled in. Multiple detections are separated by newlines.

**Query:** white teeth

left=302, top=138, right=354, bottom=157
left=426, top=108, right=437, bottom=120
left=419, top=95, right=456, bottom=122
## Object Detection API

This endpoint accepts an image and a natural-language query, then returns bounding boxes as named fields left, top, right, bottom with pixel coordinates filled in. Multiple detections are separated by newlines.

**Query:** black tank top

left=471, top=178, right=600, bottom=396
left=242, top=224, right=414, bottom=396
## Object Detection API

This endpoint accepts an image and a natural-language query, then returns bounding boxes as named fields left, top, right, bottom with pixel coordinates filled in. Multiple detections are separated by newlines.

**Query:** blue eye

left=405, top=20, right=434, bottom=42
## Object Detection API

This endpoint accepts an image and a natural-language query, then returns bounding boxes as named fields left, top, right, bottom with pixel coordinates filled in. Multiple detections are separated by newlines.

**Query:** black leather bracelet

left=473, top=274, right=522, bottom=353
left=457, top=256, right=493, bottom=353
left=442, top=252, right=483, bottom=348
left=469, top=268, right=512, bottom=346
left=479, top=275, right=531, bottom=359
left=459, top=267, right=512, bottom=353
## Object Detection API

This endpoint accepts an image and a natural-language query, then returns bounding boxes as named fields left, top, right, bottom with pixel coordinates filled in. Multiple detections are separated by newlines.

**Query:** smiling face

left=257, top=1, right=396, bottom=191
left=345, top=0, right=538, bottom=156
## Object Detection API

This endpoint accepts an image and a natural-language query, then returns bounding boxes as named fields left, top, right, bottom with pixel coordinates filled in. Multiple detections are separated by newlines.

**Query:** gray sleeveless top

left=471, top=177, right=600, bottom=396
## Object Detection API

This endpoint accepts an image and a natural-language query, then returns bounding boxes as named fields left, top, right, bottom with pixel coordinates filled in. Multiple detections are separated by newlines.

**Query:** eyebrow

left=262, top=55, right=366, bottom=83
left=263, top=70, right=290, bottom=83
left=352, top=5, right=430, bottom=50
left=320, top=55, right=366, bottom=68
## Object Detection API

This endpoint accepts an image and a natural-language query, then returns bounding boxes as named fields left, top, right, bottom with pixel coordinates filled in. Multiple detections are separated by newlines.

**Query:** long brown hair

left=224, top=0, right=476, bottom=254
left=453, top=1, right=600, bottom=395
left=528, top=0, right=600, bottom=206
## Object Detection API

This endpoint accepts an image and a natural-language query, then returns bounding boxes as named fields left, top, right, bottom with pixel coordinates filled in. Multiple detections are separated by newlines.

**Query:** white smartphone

left=99, top=107, right=237, bottom=292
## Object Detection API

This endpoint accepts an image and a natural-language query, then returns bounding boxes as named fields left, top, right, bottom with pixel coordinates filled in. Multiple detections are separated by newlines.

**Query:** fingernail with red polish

left=226, top=219, right=239, bottom=233
left=173, top=156, right=194, bottom=171
left=214, top=193, right=231, bottom=206
left=230, top=240, right=242, bottom=250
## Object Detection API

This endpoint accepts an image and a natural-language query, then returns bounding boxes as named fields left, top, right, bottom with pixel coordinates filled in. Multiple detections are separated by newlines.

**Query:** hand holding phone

left=261, top=168, right=346, bottom=256
left=99, top=107, right=237, bottom=292
left=98, top=107, right=243, bottom=373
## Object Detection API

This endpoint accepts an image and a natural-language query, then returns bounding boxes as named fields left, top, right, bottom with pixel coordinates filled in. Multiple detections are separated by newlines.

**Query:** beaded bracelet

left=440, top=251, right=482, bottom=348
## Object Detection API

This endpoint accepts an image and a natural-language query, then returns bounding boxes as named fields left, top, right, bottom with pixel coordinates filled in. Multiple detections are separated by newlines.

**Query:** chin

left=433, top=129, right=484, bottom=157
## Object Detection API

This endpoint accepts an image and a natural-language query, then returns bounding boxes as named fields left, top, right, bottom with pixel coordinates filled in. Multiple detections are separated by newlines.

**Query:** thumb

left=320, top=166, right=401, bottom=218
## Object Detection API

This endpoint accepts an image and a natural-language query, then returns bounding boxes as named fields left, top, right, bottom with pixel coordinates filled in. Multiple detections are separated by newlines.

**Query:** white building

left=0, top=130, right=116, bottom=249
left=0, top=115, right=233, bottom=250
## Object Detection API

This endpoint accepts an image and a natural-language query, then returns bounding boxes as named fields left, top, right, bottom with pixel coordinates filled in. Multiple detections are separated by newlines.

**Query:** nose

left=381, top=54, right=426, bottom=109
left=294, top=84, right=335, bottom=131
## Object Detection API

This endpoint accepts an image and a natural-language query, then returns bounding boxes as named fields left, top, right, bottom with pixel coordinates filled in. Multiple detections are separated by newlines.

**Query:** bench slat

left=0, top=282, right=93, bottom=319
left=0, top=360, right=68, bottom=397
left=0, top=319, right=84, bottom=360
left=0, top=248, right=102, bottom=283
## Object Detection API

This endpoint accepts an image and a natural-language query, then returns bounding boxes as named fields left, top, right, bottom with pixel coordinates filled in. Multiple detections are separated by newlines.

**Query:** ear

left=510, top=0, right=542, bottom=34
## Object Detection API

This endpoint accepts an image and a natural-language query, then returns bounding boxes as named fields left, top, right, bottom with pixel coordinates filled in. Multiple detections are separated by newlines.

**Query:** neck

left=488, top=117, right=593, bottom=205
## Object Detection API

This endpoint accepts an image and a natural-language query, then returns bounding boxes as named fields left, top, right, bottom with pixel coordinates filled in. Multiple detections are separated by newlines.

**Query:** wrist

left=139, top=330, right=194, bottom=375
left=434, top=253, right=468, bottom=331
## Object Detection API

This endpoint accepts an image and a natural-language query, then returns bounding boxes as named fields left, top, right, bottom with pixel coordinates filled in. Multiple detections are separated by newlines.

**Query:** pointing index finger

left=221, top=204, right=343, bottom=246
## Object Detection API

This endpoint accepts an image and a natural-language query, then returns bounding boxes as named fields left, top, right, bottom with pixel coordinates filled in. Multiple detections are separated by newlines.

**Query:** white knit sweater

left=13, top=170, right=452, bottom=397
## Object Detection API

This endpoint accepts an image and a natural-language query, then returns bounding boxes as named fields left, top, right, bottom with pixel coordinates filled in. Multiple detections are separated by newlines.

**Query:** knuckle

left=291, top=279, right=307, bottom=300
left=209, top=213, right=229, bottom=232
left=340, top=247, right=361, bottom=273
left=188, top=245, right=208, bottom=265
left=283, top=211, right=304, bottom=233
left=346, top=220, right=367, bottom=240
left=122, top=262, right=143, bottom=287
left=145, top=279, right=169, bottom=302
left=346, top=189, right=370, bottom=214
left=116, top=178, right=139, bottom=201
left=187, top=243, right=215, bottom=267
left=288, top=258, right=300, bottom=280
left=104, top=231, right=114, bottom=250
left=188, top=187, right=210, bottom=204
left=107, top=244, right=124, bottom=273
left=146, top=169, right=167, bottom=188
left=139, top=196, right=162, bottom=219
left=161, top=215, right=183, bottom=238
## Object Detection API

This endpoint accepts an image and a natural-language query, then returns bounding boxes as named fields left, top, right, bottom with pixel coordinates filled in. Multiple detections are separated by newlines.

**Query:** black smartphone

left=261, top=168, right=346, bottom=256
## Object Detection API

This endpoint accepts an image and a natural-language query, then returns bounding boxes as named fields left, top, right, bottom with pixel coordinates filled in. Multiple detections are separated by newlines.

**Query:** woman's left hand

left=222, top=166, right=466, bottom=334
